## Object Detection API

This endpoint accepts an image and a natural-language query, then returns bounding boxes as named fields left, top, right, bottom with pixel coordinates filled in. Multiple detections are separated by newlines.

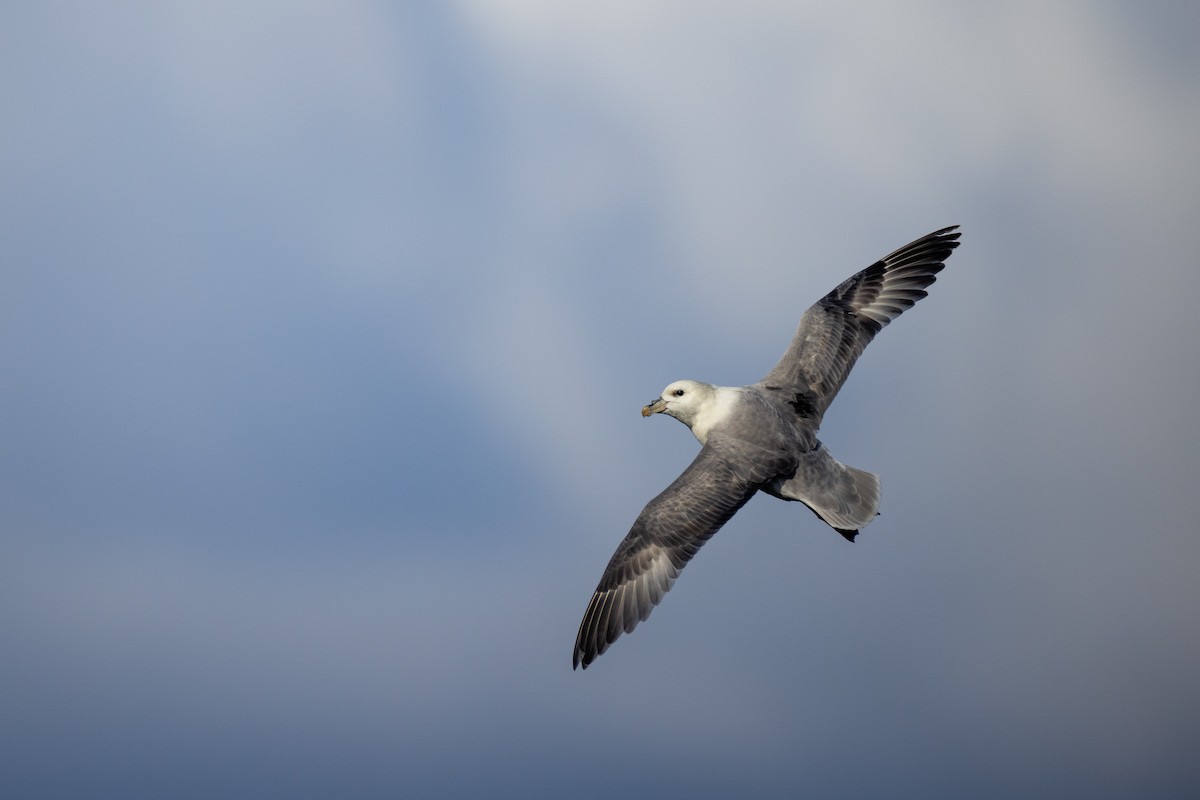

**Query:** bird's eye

left=673, top=389, right=685, bottom=397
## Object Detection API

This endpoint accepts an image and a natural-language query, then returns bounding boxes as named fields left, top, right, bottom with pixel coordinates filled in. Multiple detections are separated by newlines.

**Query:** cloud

left=3, top=2, right=1199, bottom=797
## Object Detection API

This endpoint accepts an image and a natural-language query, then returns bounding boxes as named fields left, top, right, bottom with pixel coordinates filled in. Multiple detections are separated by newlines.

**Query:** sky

left=3, top=1, right=1199, bottom=797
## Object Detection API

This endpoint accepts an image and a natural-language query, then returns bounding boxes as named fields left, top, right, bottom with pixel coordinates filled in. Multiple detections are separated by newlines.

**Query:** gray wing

left=758, top=226, right=960, bottom=424
left=573, top=443, right=760, bottom=670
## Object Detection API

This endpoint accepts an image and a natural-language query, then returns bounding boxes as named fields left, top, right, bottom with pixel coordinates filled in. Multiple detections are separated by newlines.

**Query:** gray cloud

left=2, top=1, right=1198, bottom=797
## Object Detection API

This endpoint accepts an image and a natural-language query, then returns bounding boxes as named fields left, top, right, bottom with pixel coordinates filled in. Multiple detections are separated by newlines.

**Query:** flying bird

left=573, top=226, right=961, bottom=669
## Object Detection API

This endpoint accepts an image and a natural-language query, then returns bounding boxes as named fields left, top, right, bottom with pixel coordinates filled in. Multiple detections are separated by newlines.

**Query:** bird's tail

left=770, top=448, right=881, bottom=541
left=820, top=464, right=881, bottom=541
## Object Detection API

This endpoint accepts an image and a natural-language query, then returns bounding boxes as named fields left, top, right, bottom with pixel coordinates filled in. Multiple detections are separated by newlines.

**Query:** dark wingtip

left=933, top=224, right=962, bottom=248
left=573, top=643, right=594, bottom=670
left=836, top=527, right=859, bottom=542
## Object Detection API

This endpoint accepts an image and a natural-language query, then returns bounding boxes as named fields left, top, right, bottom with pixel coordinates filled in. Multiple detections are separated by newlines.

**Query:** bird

left=572, top=225, right=961, bottom=669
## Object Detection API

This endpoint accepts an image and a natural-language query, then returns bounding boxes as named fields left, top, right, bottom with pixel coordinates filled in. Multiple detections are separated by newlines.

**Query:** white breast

left=689, top=386, right=743, bottom=444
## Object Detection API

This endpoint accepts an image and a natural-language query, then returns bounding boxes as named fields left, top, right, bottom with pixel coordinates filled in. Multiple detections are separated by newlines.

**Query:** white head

left=641, top=379, right=716, bottom=429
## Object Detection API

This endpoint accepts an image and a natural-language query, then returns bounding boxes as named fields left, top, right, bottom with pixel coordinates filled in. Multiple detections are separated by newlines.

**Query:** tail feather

left=769, top=448, right=881, bottom=537
left=829, top=465, right=881, bottom=534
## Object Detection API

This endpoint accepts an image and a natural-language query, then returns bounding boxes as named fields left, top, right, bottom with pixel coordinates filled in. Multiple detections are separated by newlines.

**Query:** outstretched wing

left=758, top=226, right=960, bottom=423
left=573, top=443, right=759, bottom=670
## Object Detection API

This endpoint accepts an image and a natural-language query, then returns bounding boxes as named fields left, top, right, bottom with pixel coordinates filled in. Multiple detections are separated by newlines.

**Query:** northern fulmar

left=573, top=225, right=961, bottom=669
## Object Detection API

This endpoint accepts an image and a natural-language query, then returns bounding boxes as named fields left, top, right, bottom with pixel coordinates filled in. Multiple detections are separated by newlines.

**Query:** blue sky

left=3, top=2, right=1199, bottom=797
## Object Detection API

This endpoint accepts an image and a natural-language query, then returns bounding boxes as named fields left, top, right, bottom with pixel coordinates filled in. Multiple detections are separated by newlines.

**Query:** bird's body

left=573, top=226, right=961, bottom=669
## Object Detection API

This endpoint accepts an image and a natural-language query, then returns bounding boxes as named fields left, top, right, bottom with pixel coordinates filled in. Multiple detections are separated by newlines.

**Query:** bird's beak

left=642, top=397, right=667, bottom=417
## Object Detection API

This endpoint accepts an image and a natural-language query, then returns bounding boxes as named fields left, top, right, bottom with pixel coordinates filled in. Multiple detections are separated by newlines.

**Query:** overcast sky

left=3, top=2, right=1199, bottom=798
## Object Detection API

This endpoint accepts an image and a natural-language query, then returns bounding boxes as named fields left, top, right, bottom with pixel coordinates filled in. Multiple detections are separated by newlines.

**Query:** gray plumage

left=573, top=226, right=961, bottom=669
